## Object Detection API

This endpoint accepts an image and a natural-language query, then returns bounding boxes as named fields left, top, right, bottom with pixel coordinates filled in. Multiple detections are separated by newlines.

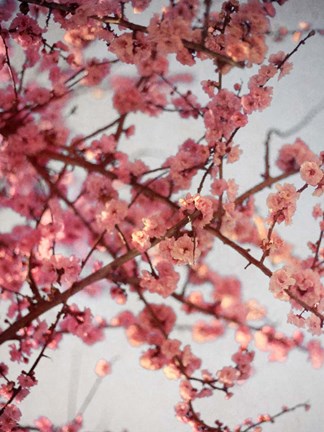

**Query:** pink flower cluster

left=126, top=304, right=176, bottom=347
left=179, top=193, right=214, bottom=228
left=159, top=234, right=200, bottom=266
left=270, top=265, right=323, bottom=333
left=254, top=326, right=303, bottom=362
left=148, top=15, right=189, bottom=55
left=0, top=1, right=323, bottom=431
left=140, top=260, right=180, bottom=298
left=33, top=255, right=81, bottom=287
left=165, top=139, right=209, bottom=191
left=204, top=89, right=248, bottom=143
left=266, top=183, right=299, bottom=225
left=276, top=138, right=320, bottom=172
left=96, top=198, right=128, bottom=232
left=9, top=14, right=43, bottom=48
left=59, top=305, right=105, bottom=345
left=300, top=161, right=323, bottom=187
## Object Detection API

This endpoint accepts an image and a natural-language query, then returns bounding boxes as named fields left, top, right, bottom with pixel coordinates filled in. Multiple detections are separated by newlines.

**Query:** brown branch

left=115, top=224, right=131, bottom=251
left=182, top=40, right=244, bottom=68
left=311, top=219, right=323, bottom=270
left=284, top=289, right=324, bottom=321
left=17, top=0, right=78, bottom=13
left=71, top=117, right=122, bottom=148
left=277, top=30, right=316, bottom=70
left=235, top=170, right=298, bottom=206
left=240, top=402, right=309, bottom=432
left=0, top=304, right=65, bottom=416
left=81, top=230, right=107, bottom=269
left=0, top=31, right=18, bottom=103
left=207, top=227, right=272, bottom=277
left=17, top=0, right=241, bottom=68
left=0, top=212, right=197, bottom=344
left=26, top=253, right=42, bottom=302
left=202, top=0, right=212, bottom=43
left=40, top=150, right=178, bottom=209
left=260, top=217, right=277, bottom=264
left=197, top=161, right=214, bottom=194
left=171, top=292, right=262, bottom=331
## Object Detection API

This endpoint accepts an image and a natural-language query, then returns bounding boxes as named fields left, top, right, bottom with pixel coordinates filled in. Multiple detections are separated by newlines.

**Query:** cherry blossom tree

left=0, top=0, right=323, bottom=431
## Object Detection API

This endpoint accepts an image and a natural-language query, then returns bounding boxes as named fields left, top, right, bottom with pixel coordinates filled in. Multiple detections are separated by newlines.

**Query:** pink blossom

left=180, top=345, right=202, bottom=376
left=24, top=85, right=51, bottom=105
left=242, top=86, right=273, bottom=114
left=0, top=404, right=21, bottom=431
left=276, top=138, right=319, bottom=172
left=248, top=65, right=277, bottom=87
left=112, top=77, right=143, bottom=114
left=9, top=344, right=23, bottom=363
left=192, top=320, right=224, bottom=342
left=287, top=312, right=305, bottom=329
left=111, top=311, right=135, bottom=328
left=140, top=260, right=179, bottom=298
left=226, top=41, right=250, bottom=62
left=201, top=80, right=217, bottom=98
left=266, top=183, right=299, bottom=225
left=0, top=0, right=16, bottom=22
left=307, top=340, right=324, bottom=368
left=0, top=3, right=323, bottom=430
left=131, top=229, right=151, bottom=252
left=166, top=139, right=209, bottom=191
left=34, top=255, right=81, bottom=286
left=172, top=93, right=201, bottom=119
left=306, top=315, right=322, bottom=336
left=269, top=267, right=295, bottom=300
left=131, top=0, right=151, bottom=13
left=161, top=234, right=200, bottom=266
left=300, top=161, right=323, bottom=186
left=140, top=347, right=166, bottom=370
left=312, top=203, right=323, bottom=219
left=58, top=416, right=83, bottom=432
left=137, top=52, right=169, bottom=76
left=226, top=179, right=239, bottom=202
left=263, top=2, right=276, bottom=17
left=179, top=380, right=197, bottom=401
left=161, top=339, right=181, bottom=359
left=126, top=304, right=176, bottom=347
left=232, top=349, right=255, bottom=380
left=227, top=145, right=242, bottom=163
left=17, top=372, right=37, bottom=388
left=179, top=193, right=214, bottom=227
left=96, top=198, right=128, bottom=231
left=147, top=15, right=191, bottom=54
left=34, top=416, right=54, bottom=432
left=204, top=89, right=246, bottom=141
left=289, top=268, right=322, bottom=306
left=0, top=382, right=14, bottom=400
left=175, top=401, right=191, bottom=424
left=142, top=215, right=166, bottom=238
left=217, top=366, right=239, bottom=387
left=10, top=14, right=43, bottom=48
left=0, top=362, right=9, bottom=376
left=211, top=179, right=228, bottom=196
left=269, top=51, right=293, bottom=79
left=110, top=286, right=127, bottom=304
left=95, top=359, right=111, bottom=377
left=254, top=327, right=294, bottom=362
left=110, top=33, right=136, bottom=64
left=60, top=305, right=104, bottom=345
